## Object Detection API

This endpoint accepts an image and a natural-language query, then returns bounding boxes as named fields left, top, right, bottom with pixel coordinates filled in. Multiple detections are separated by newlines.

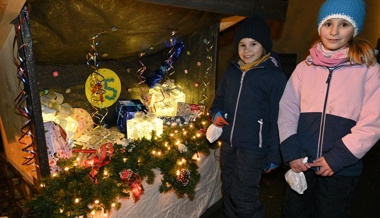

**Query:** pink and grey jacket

left=278, top=56, right=380, bottom=176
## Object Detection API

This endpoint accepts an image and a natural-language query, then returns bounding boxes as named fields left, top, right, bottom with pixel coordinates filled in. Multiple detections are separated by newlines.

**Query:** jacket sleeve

left=278, top=64, right=304, bottom=164
left=324, top=65, right=380, bottom=172
left=267, top=70, right=288, bottom=163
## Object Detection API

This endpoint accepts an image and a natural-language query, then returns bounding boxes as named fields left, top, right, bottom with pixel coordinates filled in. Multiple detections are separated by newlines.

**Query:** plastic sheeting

left=27, top=0, right=224, bottom=65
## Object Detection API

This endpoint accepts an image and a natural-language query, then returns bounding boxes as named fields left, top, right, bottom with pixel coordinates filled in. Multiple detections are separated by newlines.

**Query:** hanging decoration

left=145, top=37, right=184, bottom=88
left=84, top=68, right=121, bottom=109
left=199, top=32, right=215, bottom=105
left=136, top=52, right=147, bottom=85
left=85, top=32, right=115, bottom=126
left=13, top=7, right=36, bottom=166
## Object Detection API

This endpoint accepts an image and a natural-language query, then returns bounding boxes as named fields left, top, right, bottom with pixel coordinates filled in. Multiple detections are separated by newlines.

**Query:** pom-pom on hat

left=317, top=0, right=366, bottom=37
left=234, top=15, right=272, bottom=53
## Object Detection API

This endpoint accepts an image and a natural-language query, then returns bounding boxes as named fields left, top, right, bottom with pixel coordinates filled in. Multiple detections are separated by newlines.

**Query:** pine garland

left=24, top=114, right=218, bottom=217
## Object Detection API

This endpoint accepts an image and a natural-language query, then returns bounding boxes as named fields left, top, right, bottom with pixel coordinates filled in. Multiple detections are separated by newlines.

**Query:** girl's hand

left=308, top=156, right=334, bottom=176
left=289, top=158, right=310, bottom=173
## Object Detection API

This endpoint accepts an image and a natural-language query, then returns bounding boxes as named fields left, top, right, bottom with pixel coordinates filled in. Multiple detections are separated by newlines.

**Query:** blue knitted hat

left=317, top=0, right=366, bottom=36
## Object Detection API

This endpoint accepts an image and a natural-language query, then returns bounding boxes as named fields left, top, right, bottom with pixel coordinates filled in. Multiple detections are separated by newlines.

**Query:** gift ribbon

left=119, top=169, right=144, bottom=201
left=150, top=83, right=184, bottom=111
left=189, top=104, right=202, bottom=111
left=73, top=143, right=113, bottom=184
left=40, top=91, right=73, bottom=117
left=133, top=112, right=157, bottom=122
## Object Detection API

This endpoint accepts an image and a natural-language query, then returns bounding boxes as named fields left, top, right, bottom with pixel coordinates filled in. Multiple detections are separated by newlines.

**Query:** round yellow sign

left=85, top=68, right=121, bottom=108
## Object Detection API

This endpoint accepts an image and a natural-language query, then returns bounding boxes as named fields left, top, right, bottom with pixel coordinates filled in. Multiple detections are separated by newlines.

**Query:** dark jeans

left=220, top=142, right=265, bottom=218
left=283, top=169, right=358, bottom=218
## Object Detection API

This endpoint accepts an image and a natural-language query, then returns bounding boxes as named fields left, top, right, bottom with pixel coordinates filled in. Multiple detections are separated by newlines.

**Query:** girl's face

left=238, top=38, right=265, bottom=64
left=320, top=18, right=354, bottom=51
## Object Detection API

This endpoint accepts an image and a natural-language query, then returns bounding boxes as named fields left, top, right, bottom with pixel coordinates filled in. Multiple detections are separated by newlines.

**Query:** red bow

left=73, top=143, right=113, bottom=184
left=119, top=169, right=144, bottom=201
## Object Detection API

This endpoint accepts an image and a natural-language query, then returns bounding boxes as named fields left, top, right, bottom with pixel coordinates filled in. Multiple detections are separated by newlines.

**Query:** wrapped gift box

left=116, top=99, right=148, bottom=132
left=149, top=80, right=186, bottom=116
left=74, top=126, right=125, bottom=149
left=42, top=105, right=79, bottom=146
left=44, top=121, right=72, bottom=173
left=127, top=112, right=163, bottom=140
left=176, top=102, right=205, bottom=122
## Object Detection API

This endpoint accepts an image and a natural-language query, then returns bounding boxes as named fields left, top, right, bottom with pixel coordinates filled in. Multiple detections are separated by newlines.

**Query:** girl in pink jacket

left=278, top=0, right=380, bottom=217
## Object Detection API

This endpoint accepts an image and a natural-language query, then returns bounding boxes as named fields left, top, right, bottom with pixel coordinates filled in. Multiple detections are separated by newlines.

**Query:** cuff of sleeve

left=323, top=139, right=359, bottom=173
left=280, top=134, right=303, bottom=164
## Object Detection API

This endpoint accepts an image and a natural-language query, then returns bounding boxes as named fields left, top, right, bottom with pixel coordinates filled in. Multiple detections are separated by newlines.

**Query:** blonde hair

left=348, top=38, right=377, bottom=67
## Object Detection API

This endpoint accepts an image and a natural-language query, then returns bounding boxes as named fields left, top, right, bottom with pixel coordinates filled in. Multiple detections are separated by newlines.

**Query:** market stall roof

left=3, top=0, right=288, bottom=65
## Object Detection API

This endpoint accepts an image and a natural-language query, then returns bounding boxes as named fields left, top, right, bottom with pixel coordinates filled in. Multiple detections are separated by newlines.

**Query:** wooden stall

left=0, top=0, right=288, bottom=217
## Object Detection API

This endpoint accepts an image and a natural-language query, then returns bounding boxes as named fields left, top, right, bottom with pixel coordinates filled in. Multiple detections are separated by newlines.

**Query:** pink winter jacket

left=278, top=57, right=380, bottom=176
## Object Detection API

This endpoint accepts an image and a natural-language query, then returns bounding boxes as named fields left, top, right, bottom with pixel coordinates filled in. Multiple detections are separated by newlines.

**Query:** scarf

left=309, top=42, right=349, bottom=67
left=239, top=53, right=271, bottom=72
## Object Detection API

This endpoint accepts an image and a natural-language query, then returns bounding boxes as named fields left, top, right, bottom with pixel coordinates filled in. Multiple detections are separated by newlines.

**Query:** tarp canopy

left=26, top=0, right=288, bottom=65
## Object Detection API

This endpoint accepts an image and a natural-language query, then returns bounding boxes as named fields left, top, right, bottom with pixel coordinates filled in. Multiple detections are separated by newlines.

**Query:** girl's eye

left=323, top=22, right=332, bottom=27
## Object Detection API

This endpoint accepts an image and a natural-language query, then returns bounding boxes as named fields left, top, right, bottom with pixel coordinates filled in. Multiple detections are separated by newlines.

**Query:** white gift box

left=149, top=81, right=186, bottom=116
left=127, top=112, right=163, bottom=140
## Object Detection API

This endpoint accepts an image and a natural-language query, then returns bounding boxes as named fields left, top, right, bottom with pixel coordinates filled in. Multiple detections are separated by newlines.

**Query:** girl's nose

left=330, top=25, right=339, bottom=36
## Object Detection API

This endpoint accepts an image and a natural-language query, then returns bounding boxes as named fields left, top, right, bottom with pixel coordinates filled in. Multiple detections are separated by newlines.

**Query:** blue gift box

left=116, top=100, right=148, bottom=132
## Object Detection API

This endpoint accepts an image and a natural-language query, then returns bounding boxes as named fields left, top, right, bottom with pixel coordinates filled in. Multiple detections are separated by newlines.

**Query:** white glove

left=206, top=124, right=222, bottom=143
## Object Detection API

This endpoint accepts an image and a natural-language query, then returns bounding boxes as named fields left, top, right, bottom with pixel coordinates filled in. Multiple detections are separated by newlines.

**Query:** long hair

left=348, top=38, right=377, bottom=67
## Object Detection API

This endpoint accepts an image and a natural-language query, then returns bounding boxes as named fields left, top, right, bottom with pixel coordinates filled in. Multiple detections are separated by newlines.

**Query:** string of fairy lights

left=25, top=114, right=219, bottom=217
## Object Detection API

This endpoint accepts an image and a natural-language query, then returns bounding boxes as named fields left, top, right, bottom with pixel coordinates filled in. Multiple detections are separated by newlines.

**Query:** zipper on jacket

left=316, top=68, right=334, bottom=170
left=229, top=72, right=246, bottom=147
left=258, top=119, right=263, bottom=148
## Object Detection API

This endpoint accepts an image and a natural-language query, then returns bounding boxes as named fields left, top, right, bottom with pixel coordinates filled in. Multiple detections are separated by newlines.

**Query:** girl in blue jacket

left=278, top=0, right=380, bottom=217
left=210, top=15, right=287, bottom=218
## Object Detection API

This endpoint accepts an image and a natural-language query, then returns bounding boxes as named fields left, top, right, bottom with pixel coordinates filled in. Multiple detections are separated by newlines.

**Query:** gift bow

left=134, top=111, right=157, bottom=122
left=151, top=83, right=183, bottom=99
left=119, top=169, right=144, bottom=201
left=73, top=143, right=114, bottom=184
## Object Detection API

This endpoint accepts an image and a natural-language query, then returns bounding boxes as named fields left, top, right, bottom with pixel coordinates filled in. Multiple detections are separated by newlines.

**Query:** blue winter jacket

left=210, top=54, right=287, bottom=163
